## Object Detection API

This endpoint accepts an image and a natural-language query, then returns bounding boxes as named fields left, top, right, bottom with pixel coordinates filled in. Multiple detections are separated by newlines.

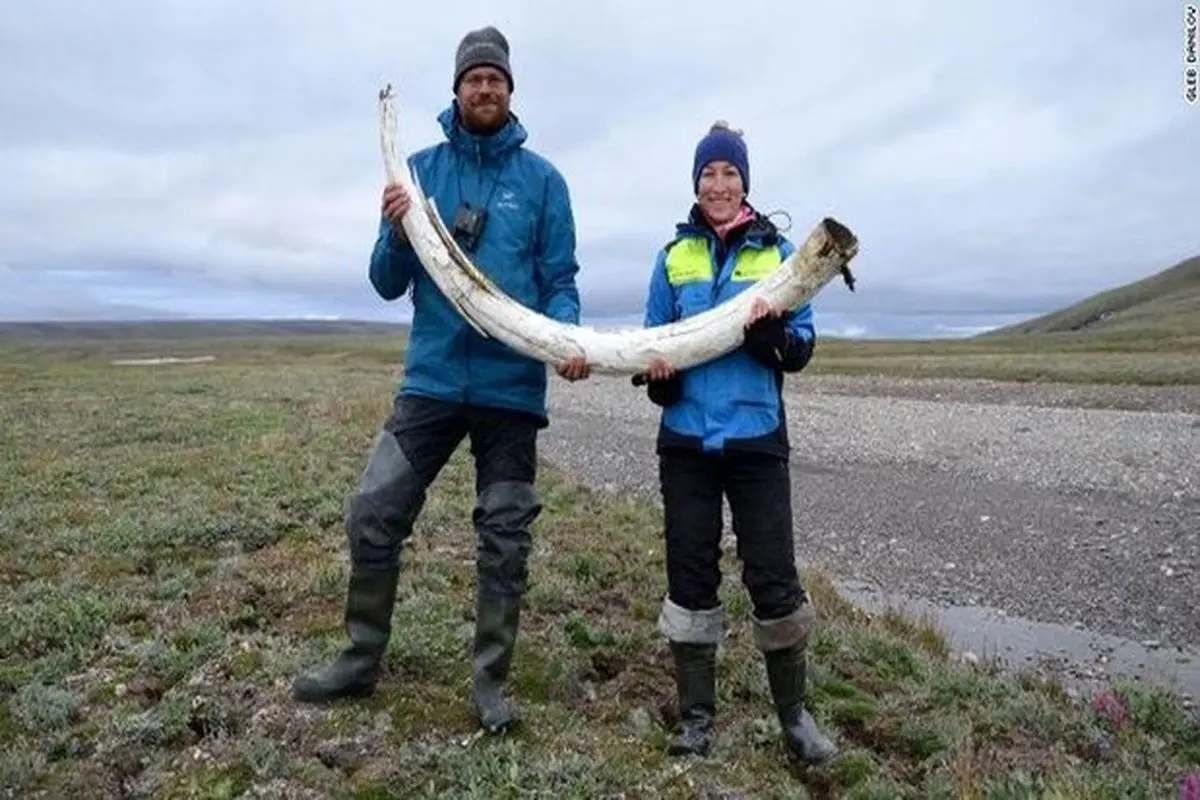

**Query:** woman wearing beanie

left=634, top=120, right=836, bottom=765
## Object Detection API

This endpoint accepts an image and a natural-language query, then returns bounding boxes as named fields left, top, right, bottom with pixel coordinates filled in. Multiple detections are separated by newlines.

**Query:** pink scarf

left=708, top=203, right=755, bottom=242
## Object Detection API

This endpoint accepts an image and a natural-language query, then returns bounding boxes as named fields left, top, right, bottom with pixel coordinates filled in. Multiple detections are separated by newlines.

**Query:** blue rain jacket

left=369, top=102, right=581, bottom=422
left=643, top=206, right=815, bottom=455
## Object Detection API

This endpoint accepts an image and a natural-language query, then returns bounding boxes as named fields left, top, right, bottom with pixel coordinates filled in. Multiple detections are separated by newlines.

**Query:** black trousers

left=659, top=447, right=804, bottom=621
left=345, top=393, right=542, bottom=597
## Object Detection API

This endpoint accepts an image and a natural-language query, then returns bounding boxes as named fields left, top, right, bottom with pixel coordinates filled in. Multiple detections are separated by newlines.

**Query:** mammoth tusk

left=377, top=83, right=860, bottom=375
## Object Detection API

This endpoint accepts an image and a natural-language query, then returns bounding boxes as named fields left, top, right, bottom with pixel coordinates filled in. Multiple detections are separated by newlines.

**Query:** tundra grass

left=805, top=333, right=1200, bottom=386
left=4, top=322, right=1197, bottom=386
left=1, top=346, right=1197, bottom=798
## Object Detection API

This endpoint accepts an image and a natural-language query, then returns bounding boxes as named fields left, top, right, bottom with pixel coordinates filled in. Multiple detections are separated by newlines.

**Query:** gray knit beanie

left=453, top=26, right=513, bottom=92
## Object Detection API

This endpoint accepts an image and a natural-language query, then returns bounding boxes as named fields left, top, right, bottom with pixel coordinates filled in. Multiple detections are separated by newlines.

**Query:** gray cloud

left=1, top=1, right=1195, bottom=337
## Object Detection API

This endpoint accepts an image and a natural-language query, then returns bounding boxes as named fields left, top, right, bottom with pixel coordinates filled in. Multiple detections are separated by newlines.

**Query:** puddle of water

left=110, top=356, right=216, bottom=366
left=835, top=579, right=1199, bottom=702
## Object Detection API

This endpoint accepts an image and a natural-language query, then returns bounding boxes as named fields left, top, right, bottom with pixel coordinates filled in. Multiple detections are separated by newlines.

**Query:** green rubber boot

left=472, top=591, right=522, bottom=733
left=763, top=645, right=837, bottom=765
left=667, top=641, right=717, bottom=756
left=292, top=567, right=398, bottom=703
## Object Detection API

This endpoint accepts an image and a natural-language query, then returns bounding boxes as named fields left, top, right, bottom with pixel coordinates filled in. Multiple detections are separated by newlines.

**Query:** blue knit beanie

left=692, top=120, right=749, bottom=194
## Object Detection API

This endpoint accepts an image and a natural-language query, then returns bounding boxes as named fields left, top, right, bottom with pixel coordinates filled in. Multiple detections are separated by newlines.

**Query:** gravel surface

left=540, top=374, right=1200, bottom=652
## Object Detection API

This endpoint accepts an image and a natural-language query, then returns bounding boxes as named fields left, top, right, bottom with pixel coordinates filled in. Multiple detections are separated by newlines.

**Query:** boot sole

left=475, top=702, right=520, bottom=734
left=667, top=744, right=710, bottom=757
left=786, top=741, right=837, bottom=766
left=292, top=682, right=377, bottom=704
left=667, top=731, right=712, bottom=757
left=481, top=716, right=519, bottom=735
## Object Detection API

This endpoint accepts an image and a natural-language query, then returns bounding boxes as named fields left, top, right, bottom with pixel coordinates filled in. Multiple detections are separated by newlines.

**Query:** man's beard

left=462, top=100, right=506, bottom=135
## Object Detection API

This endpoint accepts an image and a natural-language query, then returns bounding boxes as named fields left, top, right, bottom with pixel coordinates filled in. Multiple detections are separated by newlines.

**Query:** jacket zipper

left=464, top=141, right=485, bottom=403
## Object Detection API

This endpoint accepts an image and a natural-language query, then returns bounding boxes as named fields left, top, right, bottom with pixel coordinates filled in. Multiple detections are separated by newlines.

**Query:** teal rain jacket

left=369, top=102, right=581, bottom=423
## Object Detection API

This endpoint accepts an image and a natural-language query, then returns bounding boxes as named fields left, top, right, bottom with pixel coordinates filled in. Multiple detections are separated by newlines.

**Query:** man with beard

left=292, top=26, right=589, bottom=735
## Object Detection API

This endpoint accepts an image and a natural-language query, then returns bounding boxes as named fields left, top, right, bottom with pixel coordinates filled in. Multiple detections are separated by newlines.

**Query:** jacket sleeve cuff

left=384, top=219, right=408, bottom=247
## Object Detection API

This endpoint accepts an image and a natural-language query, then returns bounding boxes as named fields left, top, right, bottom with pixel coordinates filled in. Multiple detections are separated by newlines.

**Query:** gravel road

left=539, top=374, right=1200, bottom=655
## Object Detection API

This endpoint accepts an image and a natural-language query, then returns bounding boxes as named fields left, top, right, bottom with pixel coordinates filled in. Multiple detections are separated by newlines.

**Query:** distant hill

left=0, top=318, right=410, bottom=342
left=981, top=255, right=1200, bottom=339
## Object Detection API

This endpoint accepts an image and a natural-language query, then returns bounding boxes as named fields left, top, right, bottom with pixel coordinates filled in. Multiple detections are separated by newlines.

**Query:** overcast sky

left=2, top=1, right=1195, bottom=337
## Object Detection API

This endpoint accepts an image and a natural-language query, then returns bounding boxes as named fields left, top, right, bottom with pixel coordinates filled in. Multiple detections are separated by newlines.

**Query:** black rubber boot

left=763, top=645, right=837, bottom=764
left=472, top=591, right=522, bottom=733
left=292, top=567, right=398, bottom=703
left=667, top=641, right=717, bottom=756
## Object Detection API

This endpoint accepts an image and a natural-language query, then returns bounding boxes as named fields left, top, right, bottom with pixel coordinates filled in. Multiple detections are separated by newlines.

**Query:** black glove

left=743, top=314, right=814, bottom=372
left=631, top=372, right=683, bottom=407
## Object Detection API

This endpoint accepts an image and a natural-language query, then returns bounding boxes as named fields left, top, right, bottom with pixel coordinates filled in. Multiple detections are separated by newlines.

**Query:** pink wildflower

left=1092, top=691, right=1128, bottom=728
left=1180, top=774, right=1199, bottom=800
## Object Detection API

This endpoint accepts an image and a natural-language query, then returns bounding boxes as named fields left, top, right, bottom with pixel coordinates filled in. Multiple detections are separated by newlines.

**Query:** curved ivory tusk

left=377, top=84, right=860, bottom=375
